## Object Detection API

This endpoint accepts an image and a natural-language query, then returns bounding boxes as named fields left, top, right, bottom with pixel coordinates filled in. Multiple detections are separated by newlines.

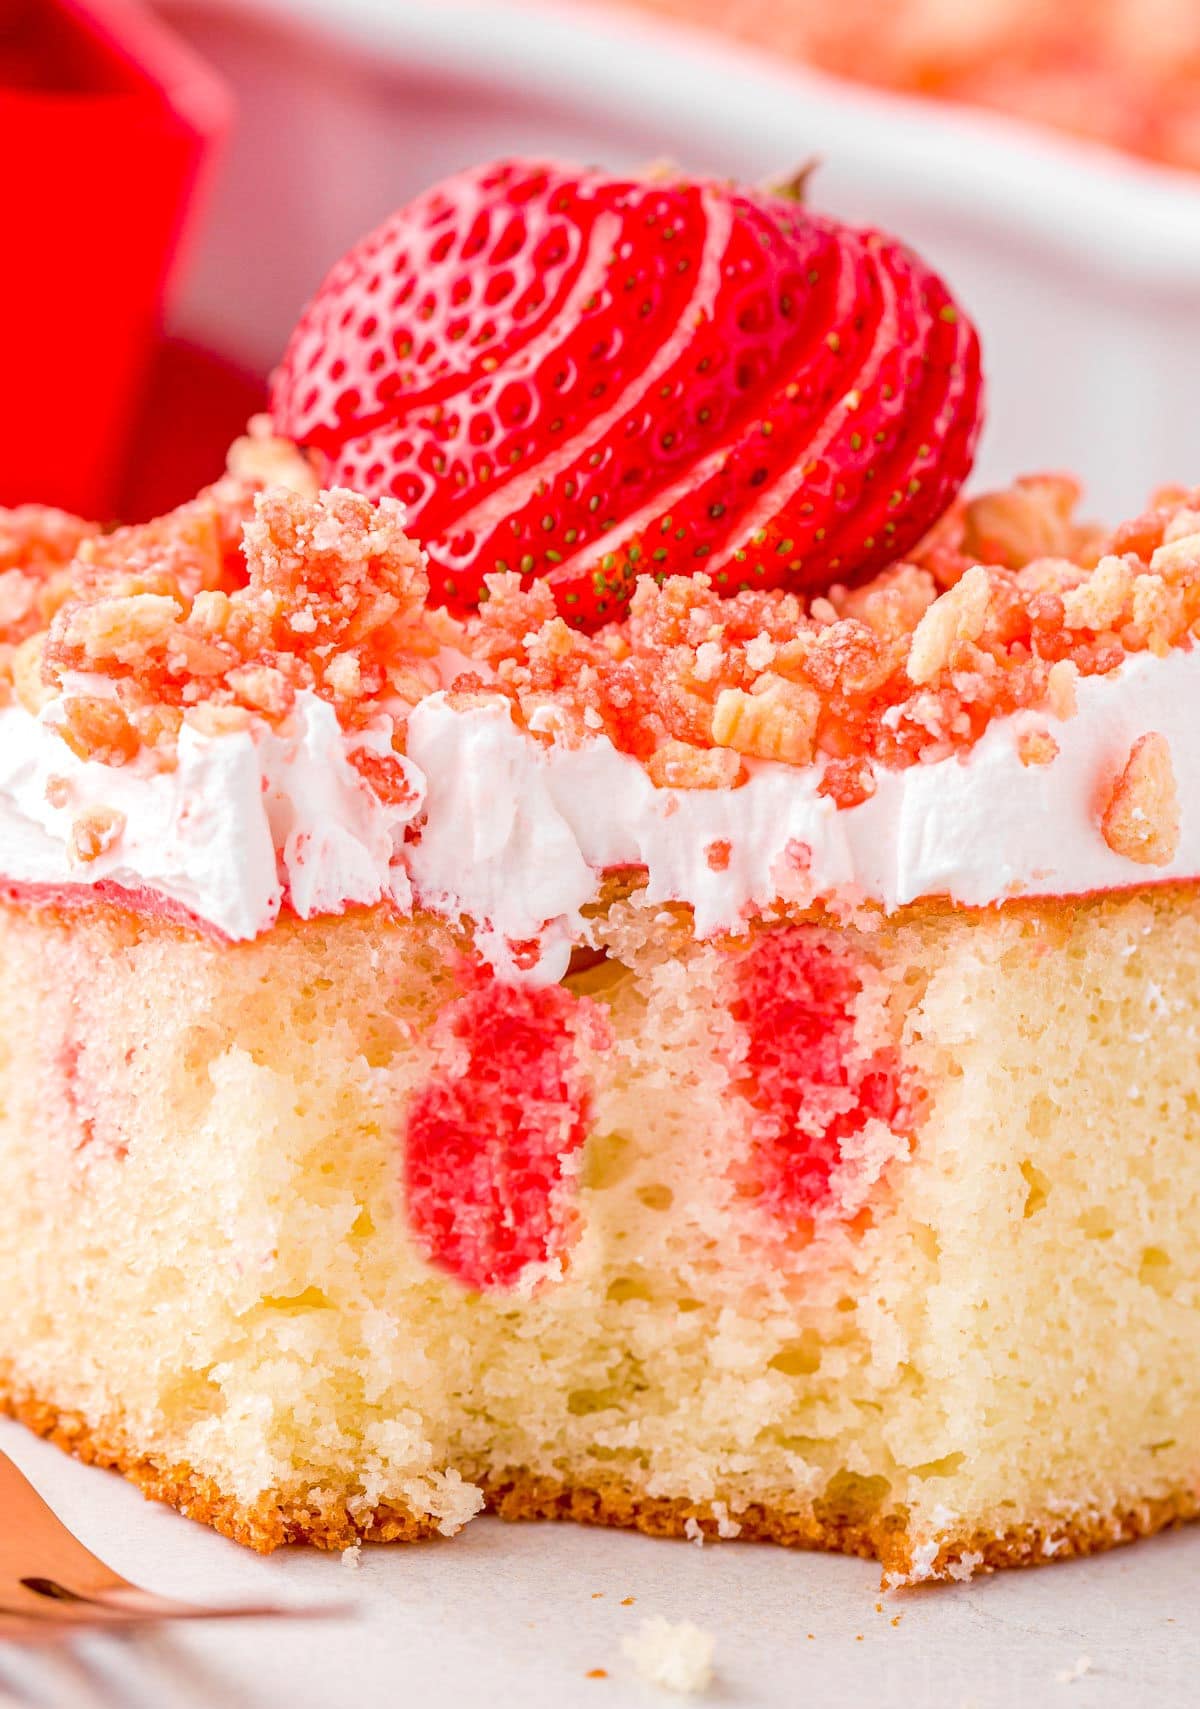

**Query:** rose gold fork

left=0, top=1450, right=347, bottom=1634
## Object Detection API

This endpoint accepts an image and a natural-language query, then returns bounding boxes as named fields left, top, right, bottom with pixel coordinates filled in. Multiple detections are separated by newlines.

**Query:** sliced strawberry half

left=272, top=159, right=984, bottom=627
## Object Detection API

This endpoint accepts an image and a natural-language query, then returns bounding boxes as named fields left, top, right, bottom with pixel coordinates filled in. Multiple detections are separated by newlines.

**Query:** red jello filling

left=731, top=930, right=905, bottom=1218
left=404, top=979, right=609, bottom=1290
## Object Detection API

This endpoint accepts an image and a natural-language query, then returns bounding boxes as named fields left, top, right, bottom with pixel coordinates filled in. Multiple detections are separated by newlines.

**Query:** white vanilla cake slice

left=1, top=158, right=1199, bottom=1583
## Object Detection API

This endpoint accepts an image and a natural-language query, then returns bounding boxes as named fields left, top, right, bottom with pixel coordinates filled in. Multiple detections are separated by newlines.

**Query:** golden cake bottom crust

left=6, top=1380, right=1199, bottom=1584
left=0, top=1380, right=439, bottom=1554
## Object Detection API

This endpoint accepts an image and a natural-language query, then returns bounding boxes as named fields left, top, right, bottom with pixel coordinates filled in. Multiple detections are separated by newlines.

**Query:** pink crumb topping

left=461, top=475, right=1200, bottom=805
left=4, top=450, right=1200, bottom=813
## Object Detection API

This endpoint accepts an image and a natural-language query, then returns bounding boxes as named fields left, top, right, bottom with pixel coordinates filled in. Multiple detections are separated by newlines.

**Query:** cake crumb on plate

left=621, top=1617, right=715, bottom=1695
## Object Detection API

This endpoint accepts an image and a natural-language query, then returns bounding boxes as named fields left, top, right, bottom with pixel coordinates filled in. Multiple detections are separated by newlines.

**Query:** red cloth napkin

left=120, top=335, right=266, bottom=523
left=0, top=0, right=228, bottom=518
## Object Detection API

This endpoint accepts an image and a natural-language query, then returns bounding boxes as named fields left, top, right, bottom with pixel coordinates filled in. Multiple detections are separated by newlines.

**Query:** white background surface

left=1, top=1416, right=1197, bottom=1709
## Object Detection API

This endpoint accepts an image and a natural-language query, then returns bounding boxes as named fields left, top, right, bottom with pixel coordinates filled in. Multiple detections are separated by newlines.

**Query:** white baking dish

left=156, top=0, right=1200, bottom=515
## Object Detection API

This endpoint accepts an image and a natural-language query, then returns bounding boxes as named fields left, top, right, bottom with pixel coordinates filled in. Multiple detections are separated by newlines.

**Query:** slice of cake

left=2, top=160, right=1199, bottom=1585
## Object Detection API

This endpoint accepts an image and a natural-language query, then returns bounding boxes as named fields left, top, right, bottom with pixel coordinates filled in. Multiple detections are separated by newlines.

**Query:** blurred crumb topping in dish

left=626, top=0, right=1200, bottom=172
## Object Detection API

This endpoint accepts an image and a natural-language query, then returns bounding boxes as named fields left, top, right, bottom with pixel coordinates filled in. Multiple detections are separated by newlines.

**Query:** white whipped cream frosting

left=1, top=648, right=1199, bottom=979
left=0, top=688, right=421, bottom=939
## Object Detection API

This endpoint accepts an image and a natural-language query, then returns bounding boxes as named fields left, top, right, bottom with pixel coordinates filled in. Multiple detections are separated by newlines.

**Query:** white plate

left=3, top=1415, right=1199, bottom=1708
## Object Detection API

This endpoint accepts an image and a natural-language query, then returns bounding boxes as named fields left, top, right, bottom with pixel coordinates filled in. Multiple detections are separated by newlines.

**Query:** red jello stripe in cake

left=731, top=930, right=905, bottom=1218
left=55, top=1033, right=120, bottom=1158
left=404, top=980, right=611, bottom=1290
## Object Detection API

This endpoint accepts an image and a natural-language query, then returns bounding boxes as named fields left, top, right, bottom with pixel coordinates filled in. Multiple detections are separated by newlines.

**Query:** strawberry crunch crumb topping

left=1100, top=731, right=1180, bottom=867
left=624, top=0, right=1200, bottom=176
left=0, top=454, right=1199, bottom=822
left=462, top=474, right=1200, bottom=806
left=68, top=805, right=126, bottom=865
left=0, top=431, right=438, bottom=784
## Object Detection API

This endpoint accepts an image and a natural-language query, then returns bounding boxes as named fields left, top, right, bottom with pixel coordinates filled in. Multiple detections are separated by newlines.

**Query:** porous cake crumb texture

left=2, top=884, right=1200, bottom=1576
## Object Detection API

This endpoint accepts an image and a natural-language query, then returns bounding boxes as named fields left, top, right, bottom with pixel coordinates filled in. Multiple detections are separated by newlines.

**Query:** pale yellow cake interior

left=1, top=884, right=1198, bottom=1578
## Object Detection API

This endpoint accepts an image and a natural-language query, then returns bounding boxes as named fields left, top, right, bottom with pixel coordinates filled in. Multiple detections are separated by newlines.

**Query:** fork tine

left=0, top=1607, right=75, bottom=1647
left=13, top=1587, right=338, bottom=1622
left=0, top=1453, right=348, bottom=1627
left=0, top=1454, right=127, bottom=1597
left=0, top=1595, right=290, bottom=1629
